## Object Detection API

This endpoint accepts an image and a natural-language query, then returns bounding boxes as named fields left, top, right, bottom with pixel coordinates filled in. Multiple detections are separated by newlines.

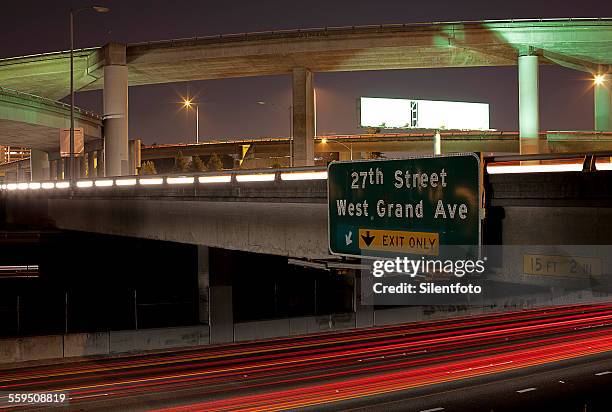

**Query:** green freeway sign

left=327, top=154, right=481, bottom=258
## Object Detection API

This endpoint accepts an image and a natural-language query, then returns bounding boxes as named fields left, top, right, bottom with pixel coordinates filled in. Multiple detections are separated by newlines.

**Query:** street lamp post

left=322, top=138, right=353, bottom=160
left=183, top=99, right=199, bottom=143
left=69, top=5, right=109, bottom=182
left=289, top=105, right=293, bottom=167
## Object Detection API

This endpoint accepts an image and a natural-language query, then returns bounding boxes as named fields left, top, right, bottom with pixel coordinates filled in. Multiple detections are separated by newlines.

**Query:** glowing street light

left=183, top=98, right=199, bottom=143
left=321, top=138, right=353, bottom=160
left=594, top=74, right=607, bottom=86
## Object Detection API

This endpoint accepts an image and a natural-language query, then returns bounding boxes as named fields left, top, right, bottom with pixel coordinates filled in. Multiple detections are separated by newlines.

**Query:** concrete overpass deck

left=1, top=18, right=611, bottom=169
left=0, top=86, right=102, bottom=152
left=1, top=19, right=611, bottom=100
left=141, top=131, right=612, bottom=166
left=2, top=156, right=612, bottom=259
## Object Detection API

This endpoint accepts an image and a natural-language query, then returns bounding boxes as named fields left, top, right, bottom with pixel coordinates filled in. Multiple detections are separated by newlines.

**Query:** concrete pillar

left=103, top=61, right=129, bottom=176
left=128, top=139, right=142, bottom=175
left=30, top=149, right=50, bottom=181
left=595, top=74, right=611, bottom=131
left=56, top=158, right=65, bottom=180
left=17, top=162, right=26, bottom=181
left=197, top=246, right=210, bottom=325
left=87, top=152, right=96, bottom=178
left=292, top=68, right=315, bottom=166
left=97, top=150, right=105, bottom=177
left=57, top=157, right=68, bottom=180
left=49, top=160, right=58, bottom=181
left=79, top=155, right=87, bottom=179
left=518, top=54, right=540, bottom=154
left=209, top=248, right=234, bottom=344
left=434, top=131, right=442, bottom=155
left=354, top=271, right=374, bottom=328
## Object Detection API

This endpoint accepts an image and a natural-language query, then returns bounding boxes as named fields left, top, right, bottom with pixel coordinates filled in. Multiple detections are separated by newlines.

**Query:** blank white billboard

left=358, top=97, right=490, bottom=131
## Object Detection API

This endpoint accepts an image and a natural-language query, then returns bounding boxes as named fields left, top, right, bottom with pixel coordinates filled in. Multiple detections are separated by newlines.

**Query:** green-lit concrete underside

left=0, top=87, right=102, bottom=151
left=1, top=19, right=611, bottom=100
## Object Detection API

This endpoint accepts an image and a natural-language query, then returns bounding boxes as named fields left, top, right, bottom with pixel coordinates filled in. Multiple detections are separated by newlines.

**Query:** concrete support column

left=518, top=54, right=540, bottom=154
left=128, top=139, right=142, bottom=175
left=30, top=149, right=50, bottom=181
left=57, top=157, right=69, bottom=179
left=103, top=63, right=129, bottom=176
left=208, top=248, right=234, bottom=344
left=63, top=158, right=69, bottom=179
left=97, top=150, right=105, bottom=177
left=49, top=160, right=58, bottom=181
left=595, top=74, right=611, bottom=131
left=87, top=152, right=96, bottom=178
left=354, top=271, right=374, bottom=328
left=292, top=68, right=315, bottom=166
left=56, top=158, right=65, bottom=180
left=197, top=246, right=210, bottom=325
left=79, top=155, right=86, bottom=179
left=17, top=162, right=27, bottom=181
left=434, top=131, right=442, bottom=155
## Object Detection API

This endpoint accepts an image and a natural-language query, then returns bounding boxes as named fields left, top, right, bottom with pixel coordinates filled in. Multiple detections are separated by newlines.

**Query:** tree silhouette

left=207, top=154, right=223, bottom=171
left=174, top=151, right=190, bottom=172
left=140, top=161, right=157, bottom=175
left=191, top=156, right=207, bottom=172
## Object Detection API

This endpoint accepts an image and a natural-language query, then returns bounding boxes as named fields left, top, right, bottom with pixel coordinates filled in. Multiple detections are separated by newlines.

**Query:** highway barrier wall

left=0, top=325, right=210, bottom=364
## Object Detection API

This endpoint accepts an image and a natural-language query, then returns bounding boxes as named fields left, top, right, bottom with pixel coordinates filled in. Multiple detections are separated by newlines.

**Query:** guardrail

left=485, top=151, right=612, bottom=174
left=127, top=17, right=612, bottom=48
left=1, top=152, right=611, bottom=193
left=0, top=86, right=102, bottom=120
left=0, top=167, right=328, bottom=192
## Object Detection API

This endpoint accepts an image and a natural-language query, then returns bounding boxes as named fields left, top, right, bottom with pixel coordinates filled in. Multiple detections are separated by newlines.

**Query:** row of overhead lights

left=0, top=171, right=329, bottom=191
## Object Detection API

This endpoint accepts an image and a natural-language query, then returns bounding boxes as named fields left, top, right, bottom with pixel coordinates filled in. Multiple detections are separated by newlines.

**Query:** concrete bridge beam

left=292, top=68, right=315, bottom=166
left=595, top=73, right=611, bottom=131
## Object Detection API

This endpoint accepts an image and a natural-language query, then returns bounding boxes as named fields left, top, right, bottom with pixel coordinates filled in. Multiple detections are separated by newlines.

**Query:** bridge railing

left=0, top=85, right=102, bottom=120
left=485, top=151, right=612, bottom=174
left=1, top=152, right=611, bottom=193
left=0, top=166, right=328, bottom=192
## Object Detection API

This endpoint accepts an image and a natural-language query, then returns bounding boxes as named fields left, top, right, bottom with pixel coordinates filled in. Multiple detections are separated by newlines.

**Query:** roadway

left=0, top=303, right=610, bottom=411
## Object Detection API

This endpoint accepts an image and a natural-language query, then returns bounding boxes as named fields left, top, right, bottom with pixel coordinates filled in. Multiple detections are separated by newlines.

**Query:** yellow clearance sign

left=523, top=254, right=602, bottom=278
left=358, top=229, right=439, bottom=256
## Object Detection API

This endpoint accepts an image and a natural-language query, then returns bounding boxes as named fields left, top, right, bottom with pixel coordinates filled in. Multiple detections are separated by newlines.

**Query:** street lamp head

left=594, top=74, right=606, bottom=86
left=92, top=6, right=110, bottom=13
left=183, top=99, right=192, bottom=108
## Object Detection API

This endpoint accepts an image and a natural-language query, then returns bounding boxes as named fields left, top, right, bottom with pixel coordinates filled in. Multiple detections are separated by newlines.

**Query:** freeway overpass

left=3, top=19, right=612, bottom=97
left=3, top=156, right=612, bottom=259
left=6, top=130, right=612, bottom=180
left=1, top=154, right=612, bottom=346
left=0, top=86, right=102, bottom=180
left=140, top=131, right=612, bottom=170
left=1, top=19, right=611, bottom=174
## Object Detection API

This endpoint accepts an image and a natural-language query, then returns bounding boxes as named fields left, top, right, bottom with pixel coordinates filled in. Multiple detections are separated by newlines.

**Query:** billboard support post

left=434, top=130, right=441, bottom=155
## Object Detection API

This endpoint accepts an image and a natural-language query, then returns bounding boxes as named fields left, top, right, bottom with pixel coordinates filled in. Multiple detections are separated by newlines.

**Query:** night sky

left=2, top=1, right=611, bottom=144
